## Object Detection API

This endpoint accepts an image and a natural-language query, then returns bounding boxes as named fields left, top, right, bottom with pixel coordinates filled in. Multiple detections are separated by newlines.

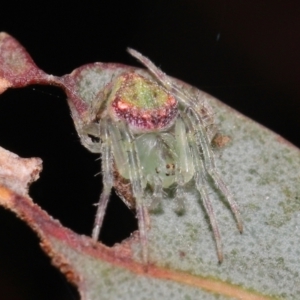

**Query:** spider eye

left=165, top=163, right=175, bottom=176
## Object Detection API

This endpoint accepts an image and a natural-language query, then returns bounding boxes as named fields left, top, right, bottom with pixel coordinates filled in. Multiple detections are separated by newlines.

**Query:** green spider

left=79, top=49, right=243, bottom=264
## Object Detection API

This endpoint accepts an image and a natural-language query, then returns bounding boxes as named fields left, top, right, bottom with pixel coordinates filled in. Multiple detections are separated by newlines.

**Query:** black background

left=0, top=1, right=300, bottom=299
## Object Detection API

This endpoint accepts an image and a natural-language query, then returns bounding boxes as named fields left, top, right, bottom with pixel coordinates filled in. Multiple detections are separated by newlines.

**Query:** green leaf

left=0, top=32, right=299, bottom=299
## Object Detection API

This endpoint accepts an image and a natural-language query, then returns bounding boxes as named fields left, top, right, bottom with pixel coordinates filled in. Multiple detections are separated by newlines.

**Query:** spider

left=79, top=49, right=243, bottom=264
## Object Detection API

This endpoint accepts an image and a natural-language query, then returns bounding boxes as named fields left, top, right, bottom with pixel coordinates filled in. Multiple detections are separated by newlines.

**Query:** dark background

left=0, top=1, right=300, bottom=299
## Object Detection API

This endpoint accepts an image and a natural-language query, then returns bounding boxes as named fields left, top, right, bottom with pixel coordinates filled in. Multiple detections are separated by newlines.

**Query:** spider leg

left=128, top=48, right=173, bottom=89
left=149, top=175, right=164, bottom=212
left=92, top=118, right=114, bottom=241
left=174, top=118, right=192, bottom=214
left=174, top=173, right=186, bottom=214
left=194, top=169, right=224, bottom=262
left=176, top=116, right=223, bottom=262
left=184, top=108, right=243, bottom=234
left=115, top=122, right=150, bottom=265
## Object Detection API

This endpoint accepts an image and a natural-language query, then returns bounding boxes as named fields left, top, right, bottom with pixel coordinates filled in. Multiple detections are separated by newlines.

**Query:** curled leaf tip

left=0, top=77, right=12, bottom=94
left=0, top=146, right=42, bottom=196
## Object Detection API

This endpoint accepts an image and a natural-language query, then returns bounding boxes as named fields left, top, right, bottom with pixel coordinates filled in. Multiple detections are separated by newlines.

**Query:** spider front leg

left=184, top=108, right=243, bottom=234
left=113, top=122, right=150, bottom=265
left=175, top=115, right=223, bottom=262
left=194, top=167, right=223, bottom=262
left=91, top=118, right=114, bottom=242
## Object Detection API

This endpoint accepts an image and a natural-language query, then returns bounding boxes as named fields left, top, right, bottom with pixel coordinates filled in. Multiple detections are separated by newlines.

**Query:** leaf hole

left=99, top=190, right=138, bottom=246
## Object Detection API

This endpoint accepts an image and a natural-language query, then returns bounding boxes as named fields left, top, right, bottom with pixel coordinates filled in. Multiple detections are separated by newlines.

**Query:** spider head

left=108, top=72, right=178, bottom=133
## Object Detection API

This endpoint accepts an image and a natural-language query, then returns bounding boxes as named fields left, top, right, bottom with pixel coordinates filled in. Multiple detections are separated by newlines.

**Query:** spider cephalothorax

left=81, top=49, right=243, bottom=264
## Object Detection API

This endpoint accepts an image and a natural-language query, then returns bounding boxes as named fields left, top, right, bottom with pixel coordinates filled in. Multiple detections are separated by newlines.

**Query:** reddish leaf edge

left=0, top=184, right=274, bottom=300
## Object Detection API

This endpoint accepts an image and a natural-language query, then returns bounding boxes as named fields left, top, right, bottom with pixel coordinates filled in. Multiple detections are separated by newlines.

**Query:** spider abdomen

left=108, top=72, right=178, bottom=133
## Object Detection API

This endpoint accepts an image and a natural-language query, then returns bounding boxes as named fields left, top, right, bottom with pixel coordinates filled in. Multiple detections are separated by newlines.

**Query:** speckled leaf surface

left=0, top=32, right=299, bottom=300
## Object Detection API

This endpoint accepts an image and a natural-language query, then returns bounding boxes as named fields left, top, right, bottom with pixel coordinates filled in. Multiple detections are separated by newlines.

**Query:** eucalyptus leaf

left=0, top=32, right=299, bottom=300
